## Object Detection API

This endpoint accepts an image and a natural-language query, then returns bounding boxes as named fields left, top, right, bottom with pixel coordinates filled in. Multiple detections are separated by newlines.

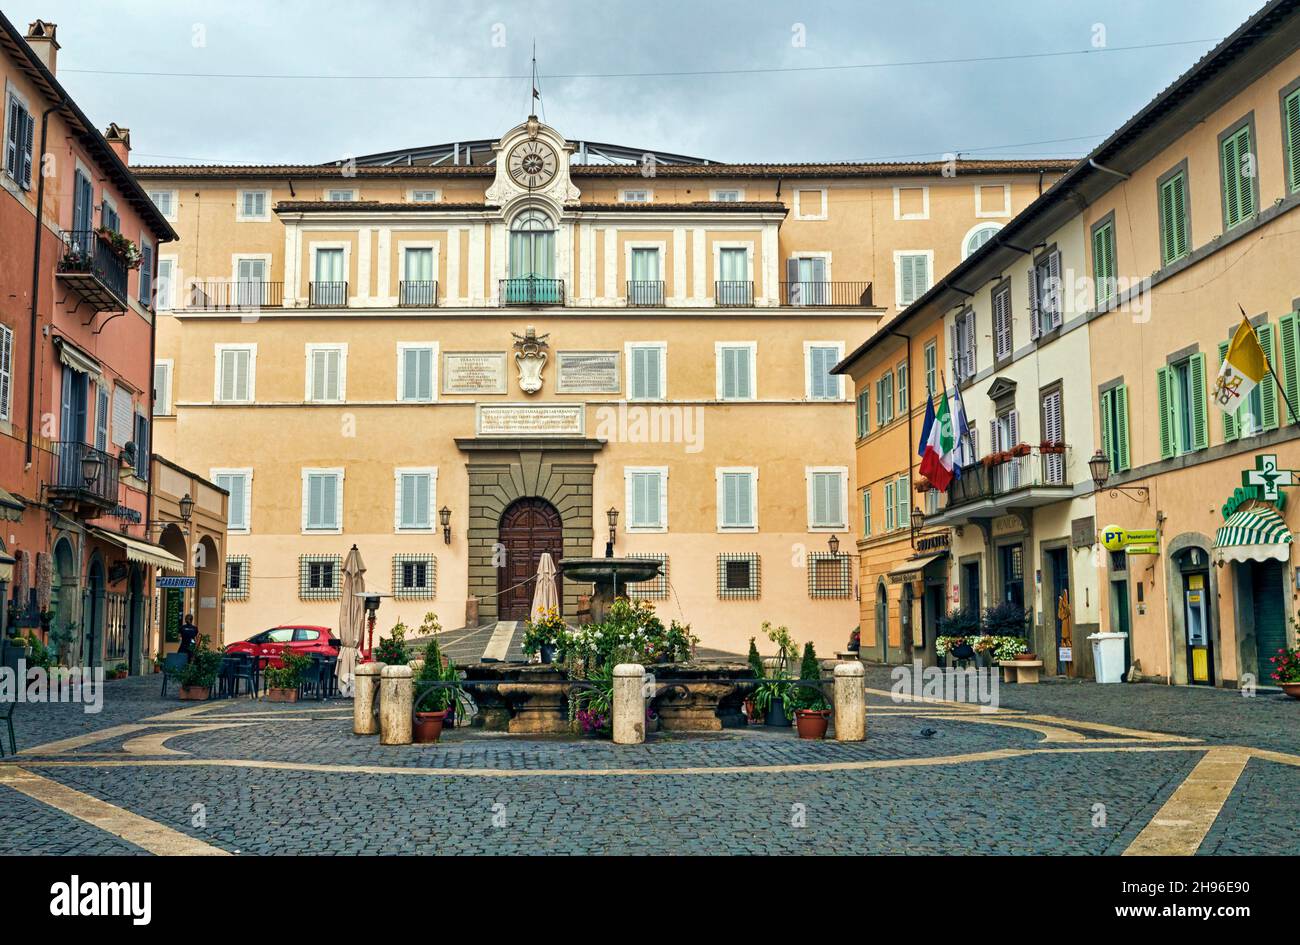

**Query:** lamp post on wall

left=439, top=505, right=452, bottom=545
left=1088, top=450, right=1150, bottom=503
left=605, top=507, right=619, bottom=558
left=80, top=448, right=103, bottom=489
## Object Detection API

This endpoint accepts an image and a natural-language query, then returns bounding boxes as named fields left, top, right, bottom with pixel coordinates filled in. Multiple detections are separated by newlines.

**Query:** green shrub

left=982, top=601, right=1029, bottom=637
left=787, top=641, right=829, bottom=713
left=180, top=636, right=222, bottom=689
left=265, top=649, right=311, bottom=690
left=373, top=623, right=409, bottom=665
left=747, top=637, right=765, bottom=679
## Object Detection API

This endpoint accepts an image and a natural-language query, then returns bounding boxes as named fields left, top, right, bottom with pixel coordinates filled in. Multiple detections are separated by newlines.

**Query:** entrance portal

left=498, top=498, right=564, bottom=621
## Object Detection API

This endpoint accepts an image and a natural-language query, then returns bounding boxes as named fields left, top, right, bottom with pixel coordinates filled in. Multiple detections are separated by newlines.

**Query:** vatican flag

left=1212, top=318, right=1269, bottom=415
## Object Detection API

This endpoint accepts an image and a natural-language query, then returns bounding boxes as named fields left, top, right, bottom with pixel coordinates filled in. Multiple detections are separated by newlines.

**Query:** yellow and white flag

left=1213, top=319, right=1269, bottom=415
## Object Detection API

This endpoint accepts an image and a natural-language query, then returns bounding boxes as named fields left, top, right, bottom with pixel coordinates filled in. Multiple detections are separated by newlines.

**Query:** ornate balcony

left=499, top=277, right=565, bottom=306
left=47, top=440, right=119, bottom=511
left=56, top=229, right=130, bottom=312
left=927, top=447, right=1073, bottom=526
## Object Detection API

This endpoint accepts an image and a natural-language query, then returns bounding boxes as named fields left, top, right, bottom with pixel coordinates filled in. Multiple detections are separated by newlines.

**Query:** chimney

left=25, top=20, right=59, bottom=74
left=104, top=123, right=131, bottom=165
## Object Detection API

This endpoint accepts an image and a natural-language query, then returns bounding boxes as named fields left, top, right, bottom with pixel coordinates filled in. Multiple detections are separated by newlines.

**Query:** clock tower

left=486, top=115, right=581, bottom=210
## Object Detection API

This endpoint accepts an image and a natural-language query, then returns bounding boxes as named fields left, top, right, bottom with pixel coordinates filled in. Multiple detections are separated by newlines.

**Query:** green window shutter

left=1221, top=130, right=1241, bottom=228
left=1286, top=89, right=1300, bottom=194
left=1280, top=311, right=1300, bottom=424
left=1258, top=324, right=1278, bottom=431
left=1092, top=223, right=1113, bottom=308
left=1218, top=340, right=1238, bottom=442
left=1098, top=389, right=1113, bottom=465
left=1114, top=384, right=1131, bottom=472
left=1189, top=353, right=1208, bottom=451
left=1157, top=367, right=1174, bottom=459
left=862, top=489, right=871, bottom=536
left=883, top=481, right=895, bottom=530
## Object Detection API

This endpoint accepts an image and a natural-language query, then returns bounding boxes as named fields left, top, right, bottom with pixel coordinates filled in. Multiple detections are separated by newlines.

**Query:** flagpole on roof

left=1239, top=303, right=1297, bottom=425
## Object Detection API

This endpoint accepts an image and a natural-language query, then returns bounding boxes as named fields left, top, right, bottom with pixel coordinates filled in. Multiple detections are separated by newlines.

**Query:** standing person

left=179, top=613, right=199, bottom=658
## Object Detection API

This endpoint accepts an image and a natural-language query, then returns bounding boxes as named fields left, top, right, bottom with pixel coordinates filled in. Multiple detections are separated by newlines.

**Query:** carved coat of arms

left=512, top=326, right=550, bottom=394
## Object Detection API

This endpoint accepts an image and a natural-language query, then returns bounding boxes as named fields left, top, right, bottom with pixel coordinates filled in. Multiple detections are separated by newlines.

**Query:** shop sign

left=157, top=576, right=197, bottom=589
left=915, top=532, right=950, bottom=553
left=1101, top=526, right=1159, bottom=552
left=1242, top=454, right=1296, bottom=502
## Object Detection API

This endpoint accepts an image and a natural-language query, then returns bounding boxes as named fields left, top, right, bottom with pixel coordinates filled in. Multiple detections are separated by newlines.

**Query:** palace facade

left=138, top=121, right=1068, bottom=655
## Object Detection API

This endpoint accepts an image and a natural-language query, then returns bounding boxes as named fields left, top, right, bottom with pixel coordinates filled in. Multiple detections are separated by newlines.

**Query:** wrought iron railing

left=715, top=280, right=753, bottom=307
left=626, top=280, right=664, bottom=306
left=399, top=280, right=439, bottom=307
left=50, top=440, right=118, bottom=506
left=945, top=447, right=1072, bottom=509
left=499, top=277, right=565, bottom=306
left=58, top=229, right=129, bottom=303
left=309, top=281, right=349, bottom=308
left=780, top=281, right=874, bottom=307
left=187, top=280, right=283, bottom=309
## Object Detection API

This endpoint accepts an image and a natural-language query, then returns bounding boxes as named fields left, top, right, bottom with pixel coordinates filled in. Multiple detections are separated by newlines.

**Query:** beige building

left=138, top=120, right=1068, bottom=655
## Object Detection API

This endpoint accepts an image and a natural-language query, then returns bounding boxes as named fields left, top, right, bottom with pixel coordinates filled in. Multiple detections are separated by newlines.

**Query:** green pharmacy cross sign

left=1242, top=454, right=1297, bottom=502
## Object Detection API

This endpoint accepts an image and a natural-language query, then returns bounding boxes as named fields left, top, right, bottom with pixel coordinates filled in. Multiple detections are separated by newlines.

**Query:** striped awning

left=1214, top=506, right=1294, bottom=564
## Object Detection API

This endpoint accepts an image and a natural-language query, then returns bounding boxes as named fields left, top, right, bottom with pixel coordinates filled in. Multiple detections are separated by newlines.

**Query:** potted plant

left=94, top=227, right=143, bottom=269
left=522, top=606, right=566, bottom=664
left=569, top=662, right=614, bottom=737
left=265, top=649, right=310, bottom=702
left=108, top=661, right=129, bottom=680
left=373, top=623, right=409, bottom=665
left=935, top=608, right=981, bottom=665
left=1270, top=642, right=1300, bottom=699
left=178, top=636, right=221, bottom=700
left=983, top=601, right=1030, bottom=648
left=914, top=476, right=931, bottom=493
left=412, top=638, right=471, bottom=742
left=790, top=642, right=831, bottom=739
left=1010, top=442, right=1032, bottom=457
left=1039, top=440, right=1066, bottom=454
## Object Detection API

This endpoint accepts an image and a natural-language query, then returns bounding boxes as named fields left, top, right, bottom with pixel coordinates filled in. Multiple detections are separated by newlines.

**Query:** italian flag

left=919, top=390, right=956, bottom=491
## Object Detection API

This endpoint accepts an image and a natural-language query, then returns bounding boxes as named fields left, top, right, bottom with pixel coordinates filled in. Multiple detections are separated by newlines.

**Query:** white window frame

left=396, top=341, right=439, bottom=402
left=893, top=249, right=934, bottom=308
left=214, top=343, right=256, bottom=403
left=211, top=467, right=253, bottom=534
left=304, top=343, right=348, bottom=403
left=156, top=254, right=177, bottom=310
left=619, top=188, right=653, bottom=203
left=393, top=467, right=438, bottom=533
left=803, top=341, right=846, bottom=401
left=231, top=253, right=272, bottom=284
left=153, top=359, right=173, bottom=416
left=715, top=466, right=759, bottom=533
left=149, top=189, right=178, bottom=222
left=805, top=466, right=849, bottom=531
left=625, top=341, right=668, bottom=402
left=974, top=182, right=1012, bottom=219
left=324, top=188, right=358, bottom=202
left=961, top=222, right=1002, bottom=260
left=301, top=467, right=344, bottom=534
left=793, top=188, right=828, bottom=221
left=892, top=185, right=930, bottom=221
left=407, top=188, right=441, bottom=203
left=788, top=250, right=834, bottom=284
left=235, top=189, right=271, bottom=222
left=712, top=241, right=754, bottom=284
left=710, top=188, right=745, bottom=202
left=624, top=466, right=669, bottom=533
left=624, top=241, right=665, bottom=284
left=714, top=341, right=758, bottom=401
left=398, top=240, right=439, bottom=280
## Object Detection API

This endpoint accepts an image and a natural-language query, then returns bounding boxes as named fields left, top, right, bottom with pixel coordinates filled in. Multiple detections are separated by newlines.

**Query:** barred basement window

left=717, top=553, right=760, bottom=600
left=224, top=555, right=250, bottom=602
left=627, top=553, right=669, bottom=600
left=393, top=553, right=437, bottom=599
left=807, top=552, right=852, bottom=599
left=299, top=554, right=342, bottom=601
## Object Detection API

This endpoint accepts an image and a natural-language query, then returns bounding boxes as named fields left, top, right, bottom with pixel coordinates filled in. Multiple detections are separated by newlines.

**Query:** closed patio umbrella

left=530, top=552, right=559, bottom=623
left=336, top=545, right=366, bottom=696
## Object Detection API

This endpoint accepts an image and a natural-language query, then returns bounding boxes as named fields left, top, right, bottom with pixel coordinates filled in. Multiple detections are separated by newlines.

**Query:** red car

left=226, top=625, right=340, bottom=667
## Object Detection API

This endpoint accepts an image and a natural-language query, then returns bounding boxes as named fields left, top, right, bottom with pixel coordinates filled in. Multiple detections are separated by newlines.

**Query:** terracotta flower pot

left=1279, top=681, right=1300, bottom=700
left=178, top=685, right=209, bottom=701
left=414, top=710, right=448, bottom=743
left=795, top=709, right=831, bottom=740
left=267, top=687, right=298, bottom=703
left=744, top=698, right=764, bottom=725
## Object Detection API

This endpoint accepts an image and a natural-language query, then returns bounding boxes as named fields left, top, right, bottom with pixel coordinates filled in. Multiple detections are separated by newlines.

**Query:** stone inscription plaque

left=556, top=351, right=620, bottom=394
left=443, top=352, right=507, bottom=394
left=476, top=403, right=585, bottom=436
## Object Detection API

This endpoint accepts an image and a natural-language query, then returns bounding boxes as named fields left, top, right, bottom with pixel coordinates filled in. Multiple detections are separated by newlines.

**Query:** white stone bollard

left=379, top=664, right=413, bottom=745
left=353, top=662, right=384, bottom=736
left=834, top=661, right=866, bottom=742
left=612, top=663, right=646, bottom=745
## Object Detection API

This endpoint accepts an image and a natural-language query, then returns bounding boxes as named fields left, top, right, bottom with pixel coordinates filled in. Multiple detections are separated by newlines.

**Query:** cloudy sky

left=5, top=0, right=1266, bottom=166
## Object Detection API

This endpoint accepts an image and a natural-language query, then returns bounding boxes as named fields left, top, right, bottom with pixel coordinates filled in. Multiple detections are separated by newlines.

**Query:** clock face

left=507, top=140, right=559, bottom=189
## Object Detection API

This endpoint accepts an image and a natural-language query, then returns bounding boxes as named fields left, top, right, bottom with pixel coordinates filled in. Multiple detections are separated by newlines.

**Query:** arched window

left=963, top=222, right=1002, bottom=259
left=509, top=209, right=555, bottom=279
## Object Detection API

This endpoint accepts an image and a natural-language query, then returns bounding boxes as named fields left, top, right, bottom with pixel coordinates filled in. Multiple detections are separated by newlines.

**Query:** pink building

left=0, top=16, right=178, bottom=671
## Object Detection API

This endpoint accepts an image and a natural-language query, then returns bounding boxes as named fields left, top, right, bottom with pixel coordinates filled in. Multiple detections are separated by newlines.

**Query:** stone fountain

left=556, top=555, right=663, bottom=622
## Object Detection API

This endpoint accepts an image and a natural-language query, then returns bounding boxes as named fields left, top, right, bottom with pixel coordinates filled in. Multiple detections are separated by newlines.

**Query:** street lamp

left=179, top=493, right=194, bottom=522
left=910, top=505, right=925, bottom=536
left=439, top=505, right=452, bottom=544
left=827, top=534, right=840, bottom=556
left=80, top=449, right=103, bottom=488
left=359, top=592, right=382, bottom=661
left=605, top=506, right=619, bottom=557
left=1088, top=449, right=1150, bottom=503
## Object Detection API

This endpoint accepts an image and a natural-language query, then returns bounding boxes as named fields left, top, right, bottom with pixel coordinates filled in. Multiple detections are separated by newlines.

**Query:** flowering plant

left=560, top=598, right=695, bottom=667
left=993, top=635, right=1030, bottom=662
left=95, top=227, right=143, bottom=269
left=1270, top=644, right=1300, bottom=683
left=522, top=606, right=567, bottom=657
left=934, top=635, right=965, bottom=657
left=969, top=634, right=998, bottom=654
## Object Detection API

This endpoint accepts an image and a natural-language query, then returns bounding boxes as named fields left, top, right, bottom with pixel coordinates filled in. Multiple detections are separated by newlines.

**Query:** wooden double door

left=498, top=498, right=564, bottom=621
